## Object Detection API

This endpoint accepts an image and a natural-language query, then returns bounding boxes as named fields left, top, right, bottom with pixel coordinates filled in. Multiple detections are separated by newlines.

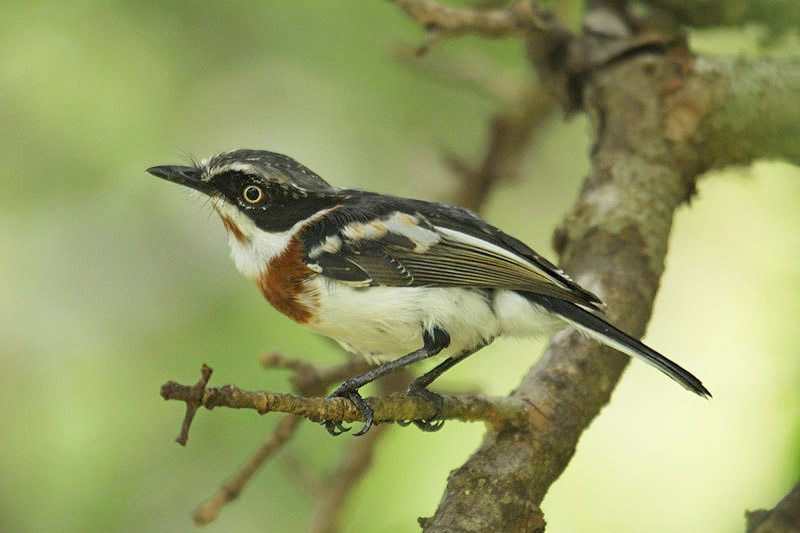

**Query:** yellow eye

left=243, top=185, right=263, bottom=204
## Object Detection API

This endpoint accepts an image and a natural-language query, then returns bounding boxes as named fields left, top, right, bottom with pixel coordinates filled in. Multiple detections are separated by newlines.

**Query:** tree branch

left=419, top=5, right=728, bottom=531
left=308, top=375, right=407, bottom=533
left=172, top=364, right=213, bottom=446
left=399, top=4, right=800, bottom=529
left=391, top=0, right=567, bottom=39
left=446, top=85, right=556, bottom=212
left=383, top=2, right=800, bottom=530
left=310, top=424, right=389, bottom=533
left=192, top=414, right=303, bottom=525
left=188, top=354, right=379, bottom=526
left=746, top=480, right=800, bottom=533
left=647, top=0, right=800, bottom=36
left=677, top=57, right=800, bottom=170
left=161, top=367, right=535, bottom=431
left=260, top=351, right=376, bottom=398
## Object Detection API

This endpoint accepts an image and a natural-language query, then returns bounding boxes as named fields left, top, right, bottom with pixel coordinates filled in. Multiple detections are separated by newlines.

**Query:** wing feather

left=302, top=208, right=601, bottom=309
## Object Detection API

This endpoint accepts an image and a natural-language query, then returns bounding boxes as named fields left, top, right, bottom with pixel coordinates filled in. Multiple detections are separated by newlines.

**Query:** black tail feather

left=528, top=294, right=711, bottom=398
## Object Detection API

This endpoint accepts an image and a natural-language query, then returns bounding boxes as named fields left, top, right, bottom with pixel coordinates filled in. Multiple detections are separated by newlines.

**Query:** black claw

left=323, top=388, right=374, bottom=437
left=347, top=391, right=374, bottom=436
left=323, top=420, right=351, bottom=436
left=352, top=420, right=372, bottom=436
left=412, top=418, right=445, bottom=432
left=402, top=384, right=446, bottom=432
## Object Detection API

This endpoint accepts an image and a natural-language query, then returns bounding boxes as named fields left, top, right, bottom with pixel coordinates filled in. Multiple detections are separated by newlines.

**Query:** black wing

left=299, top=193, right=603, bottom=310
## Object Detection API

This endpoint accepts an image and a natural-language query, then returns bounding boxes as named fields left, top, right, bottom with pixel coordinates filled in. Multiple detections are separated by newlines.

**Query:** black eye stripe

left=243, top=185, right=263, bottom=203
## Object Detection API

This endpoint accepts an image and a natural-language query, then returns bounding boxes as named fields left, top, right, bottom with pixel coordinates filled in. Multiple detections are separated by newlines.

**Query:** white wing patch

left=383, top=212, right=439, bottom=252
left=342, top=220, right=389, bottom=241
left=310, top=212, right=441, bottom=259
left=308, top=234, right=343, bottom=259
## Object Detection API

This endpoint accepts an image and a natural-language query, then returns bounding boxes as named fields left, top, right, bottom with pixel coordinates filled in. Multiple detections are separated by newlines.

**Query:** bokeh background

left=1, top=2, right=798, bottom=532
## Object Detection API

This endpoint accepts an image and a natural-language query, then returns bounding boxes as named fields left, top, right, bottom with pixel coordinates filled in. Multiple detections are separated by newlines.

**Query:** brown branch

left=679, top=57, right=800, bottom=170
left=163, top=359, right=529, bottom=529
left=310, top=424, right=388, bottom=533
left=419, top=5, right=730, bottom=532
left=388, top=4, right=800, bottom=530
left=260, top=352, right=376, bottom=397
left=394, top=46, right=527, bottom=103
left=746, top=480, right=800, bottom=533
left=280, top=450, right=325, bottom=497
left=192, top=414, right=303, bottom=526
left=167, top=363, right=212, bottom=446
left=646, top=0, right=800, bottom=35
left=446, top=85, right=556, bottom=212
left=187, top=355, right=379, bottom=527
left=308, top=376, right=406, bottom=533
left=391, top=0, right=567, bottom=40
left=161, top=367, right=534, bottom=430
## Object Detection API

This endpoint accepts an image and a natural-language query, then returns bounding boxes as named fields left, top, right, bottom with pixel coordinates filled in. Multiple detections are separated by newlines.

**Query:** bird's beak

left=146, top=165, right=215, bottom=195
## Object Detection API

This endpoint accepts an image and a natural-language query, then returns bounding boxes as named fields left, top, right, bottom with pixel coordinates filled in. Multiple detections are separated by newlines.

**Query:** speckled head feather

left=202, top=149, right=333, bottom=192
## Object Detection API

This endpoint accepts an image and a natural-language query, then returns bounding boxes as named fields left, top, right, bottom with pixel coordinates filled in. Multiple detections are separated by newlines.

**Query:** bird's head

left=147, top=149, right=339, bottom=245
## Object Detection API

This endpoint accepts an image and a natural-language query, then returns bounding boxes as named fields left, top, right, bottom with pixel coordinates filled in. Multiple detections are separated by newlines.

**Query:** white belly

left=302, top=278, right=568, bottom=361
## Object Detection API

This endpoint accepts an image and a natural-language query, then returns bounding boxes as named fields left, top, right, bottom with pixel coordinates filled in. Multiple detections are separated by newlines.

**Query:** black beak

left=146, top=165, right=214, bottom=195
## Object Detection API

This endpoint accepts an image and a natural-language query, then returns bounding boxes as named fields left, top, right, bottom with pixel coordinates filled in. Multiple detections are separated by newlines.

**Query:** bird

left=147, top=149, right=710, bottom=436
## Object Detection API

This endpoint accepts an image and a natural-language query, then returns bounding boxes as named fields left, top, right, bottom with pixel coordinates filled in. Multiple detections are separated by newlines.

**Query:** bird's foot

left=397, top=384, right=445, bottom=432
left=323, top=387, right=374, bottom=437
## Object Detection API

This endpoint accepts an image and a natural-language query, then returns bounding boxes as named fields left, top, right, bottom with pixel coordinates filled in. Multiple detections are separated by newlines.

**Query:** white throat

left=209, top=196, right=336, bottom=279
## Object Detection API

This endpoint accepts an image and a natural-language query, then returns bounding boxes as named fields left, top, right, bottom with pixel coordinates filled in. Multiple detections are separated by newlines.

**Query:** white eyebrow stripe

left=433, top=226, right=566, bottom=284
left=204, top=162, right=260, bottom=181
left=204, top=161, right=294, bottom=185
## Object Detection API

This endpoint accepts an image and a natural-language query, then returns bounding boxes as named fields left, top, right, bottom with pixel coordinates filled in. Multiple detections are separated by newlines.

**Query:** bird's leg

left=324, top=326, right=451, bottom=436
left=398, top=341, right=489, bottom=432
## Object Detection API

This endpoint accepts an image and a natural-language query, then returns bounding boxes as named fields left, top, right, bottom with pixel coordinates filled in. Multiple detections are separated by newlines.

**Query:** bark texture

left=418, top=4, right=800, bottom=531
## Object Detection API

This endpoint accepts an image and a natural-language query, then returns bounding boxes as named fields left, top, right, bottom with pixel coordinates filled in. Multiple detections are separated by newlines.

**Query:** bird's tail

left=530, top=294, right=711, bottom=398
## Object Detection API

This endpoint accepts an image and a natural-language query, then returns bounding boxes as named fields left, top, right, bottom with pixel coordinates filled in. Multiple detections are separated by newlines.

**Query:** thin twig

left=160, top=366, right=533, bottom=429
left=310, top=424, right=389, bottom=533
left=187, top=355, right=381, bottom=526
left=394, top=45, right=526, bottom=102
left=162, top=364, right=213, bottom=446
left=192, top=415, right=303, bottom=525
left=446, top=85, right=555, bottom=212
left=280, top=450, right=325, bottom=497
left=262, top=353, right=377, bottom=397
left=391, top=0, right=567, bottom=42
left=309, top=376, right=404, bottom=533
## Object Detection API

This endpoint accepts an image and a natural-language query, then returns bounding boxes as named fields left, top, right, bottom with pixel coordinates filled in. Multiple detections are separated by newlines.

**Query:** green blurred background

left=1, top=2, right=798, bottom=532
